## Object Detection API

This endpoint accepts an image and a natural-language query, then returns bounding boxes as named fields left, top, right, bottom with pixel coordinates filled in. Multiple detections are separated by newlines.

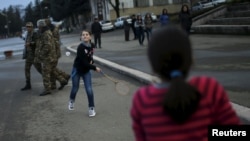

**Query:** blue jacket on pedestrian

left=160, top=14, right=169, bottom=26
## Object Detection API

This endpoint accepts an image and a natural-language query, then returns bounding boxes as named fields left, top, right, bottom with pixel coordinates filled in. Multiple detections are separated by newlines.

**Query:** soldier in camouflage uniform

left=21, top=22, right=42, bottom=91
left=35, top=19, right=67, bottom=96
left=45, top=18, right=70, bottom=90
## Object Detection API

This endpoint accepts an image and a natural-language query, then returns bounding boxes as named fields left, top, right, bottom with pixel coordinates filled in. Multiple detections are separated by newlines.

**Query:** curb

left=66, top=45, right=250, bottom=123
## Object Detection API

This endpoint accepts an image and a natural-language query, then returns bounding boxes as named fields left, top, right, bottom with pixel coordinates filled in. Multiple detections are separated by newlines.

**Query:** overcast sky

left=0, top=0, right=33, bottom=10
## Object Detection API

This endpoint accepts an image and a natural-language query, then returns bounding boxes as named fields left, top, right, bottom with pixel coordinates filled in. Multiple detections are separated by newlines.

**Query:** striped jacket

left=130, top=76, right=240, bottom=141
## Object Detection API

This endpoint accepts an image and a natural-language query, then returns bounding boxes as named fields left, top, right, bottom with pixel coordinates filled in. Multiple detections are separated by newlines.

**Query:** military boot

left=39, top=91, right=51, bottom=96
left=21, top=81, right=31, bottom=91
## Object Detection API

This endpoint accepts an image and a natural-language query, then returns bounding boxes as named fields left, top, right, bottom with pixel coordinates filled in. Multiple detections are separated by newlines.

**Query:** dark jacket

left=73, top=42, right=96, bottom=74
left=124, top=20, right=130, bottom=31
left=179, top=12, right=192, bottom=31
left=91, top=21, right=102, bottom=34
left=131, top=18, right=136, bottom=28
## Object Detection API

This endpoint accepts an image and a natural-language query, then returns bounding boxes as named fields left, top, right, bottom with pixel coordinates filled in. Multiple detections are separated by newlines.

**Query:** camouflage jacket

left=51, top=26, right=61, bottom=59
left=35, top=29, right=57, bottom=63
left=25, top=31, right=38, bottom=61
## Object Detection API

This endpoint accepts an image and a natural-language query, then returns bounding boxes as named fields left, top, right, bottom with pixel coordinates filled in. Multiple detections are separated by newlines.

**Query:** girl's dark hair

left=162, top=8, right=168, bottom=15
left=147, top=25, right=201, bottom=124
left=145, top=13, right=153, bottom=21
left=181, top=4, right=190, bottom=14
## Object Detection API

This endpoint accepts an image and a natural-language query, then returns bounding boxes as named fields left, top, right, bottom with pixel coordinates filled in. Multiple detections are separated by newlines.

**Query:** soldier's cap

left=26, top=22, right=33, bottom=27
left=37, top=19, right=47, bottom=27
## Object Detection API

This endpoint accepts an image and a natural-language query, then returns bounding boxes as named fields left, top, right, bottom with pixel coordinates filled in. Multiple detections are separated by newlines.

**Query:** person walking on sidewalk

left=134, top=15, right=145, bottom=46
left=68, top=30, right=101, bottom=117
left=179, top=4, right=192, bottom=35
left=91, top=18, right=102, bottom=48
left=160, top=8, right=169, bottom=26
left=21, top=22, right=42, bottom=91
left=130, top=25, right=240, bottom=141
left=131, top=14, right=137, bottom=40
left=123, top=18, right=130, bottom=41
left=144, top=13, right=153, bottom=42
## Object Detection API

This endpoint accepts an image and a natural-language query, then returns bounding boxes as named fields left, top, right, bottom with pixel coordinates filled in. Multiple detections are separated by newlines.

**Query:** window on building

left=134, top=0, right=149, bottom=7
left=153, top=0, right=169, bottom=6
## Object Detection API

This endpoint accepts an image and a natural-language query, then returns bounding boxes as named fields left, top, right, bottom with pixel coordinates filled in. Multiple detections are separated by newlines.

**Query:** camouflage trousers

left=50, top=60, right=70, bottom=88
left=41, top=61, right=67, bottom=92
left=24, top=60, right=42, bottom=82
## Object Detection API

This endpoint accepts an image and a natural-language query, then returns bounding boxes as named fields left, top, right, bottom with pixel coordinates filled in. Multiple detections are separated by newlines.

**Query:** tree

left=24, top=3, right=35, bottom=25
left=49, top=0, right=73, bottom=21
left=12, top=7, right=23, bottom=33
left=49, top=0, right=91, bottom=26
left=108, top=0, right=120, bottom=18
left=0, top=6, right=23, bottom=36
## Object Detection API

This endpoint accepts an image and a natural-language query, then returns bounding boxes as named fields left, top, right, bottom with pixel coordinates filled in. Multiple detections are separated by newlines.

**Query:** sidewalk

left=64, top=30, right=250, bottom=122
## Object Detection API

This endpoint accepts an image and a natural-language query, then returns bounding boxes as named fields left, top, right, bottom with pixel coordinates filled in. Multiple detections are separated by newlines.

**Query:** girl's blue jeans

left=69, top=67, right=95, bottom=107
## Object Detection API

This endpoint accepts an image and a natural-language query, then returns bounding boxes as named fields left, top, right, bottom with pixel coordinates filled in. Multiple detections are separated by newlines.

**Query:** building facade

left=90, top=0, right=110, bottom=20
left=90, top=0, right=189, bottom=21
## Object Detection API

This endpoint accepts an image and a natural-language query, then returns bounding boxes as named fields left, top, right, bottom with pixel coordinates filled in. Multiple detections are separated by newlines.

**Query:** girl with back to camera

left=68, top=30, right=101, bottom=117
left=130, top=25, right=240, bottom=141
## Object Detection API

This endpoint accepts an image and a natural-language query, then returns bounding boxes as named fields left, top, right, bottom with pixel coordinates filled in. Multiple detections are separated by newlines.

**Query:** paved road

left=0, top=46, right=142, bottom=140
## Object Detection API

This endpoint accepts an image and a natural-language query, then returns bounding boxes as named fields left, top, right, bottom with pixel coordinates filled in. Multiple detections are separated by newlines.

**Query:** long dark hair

left=147, top=25, right=201, bottom=124
left=145, top=13, right=152, bottom=20
left=162, top=8, right=168, bottom=15
left=181, top=4, right=190, bottom=14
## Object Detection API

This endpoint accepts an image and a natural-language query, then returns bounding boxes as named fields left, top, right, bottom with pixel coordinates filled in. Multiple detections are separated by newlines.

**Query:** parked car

left=192, top=2, right=203, bottom=11
left=192, top=1, right=214, bottom=11
left=201, top=0, right=215, bottom=8
left=99, top=20, right=114, bottom=32
left=114, top=16, right=132, bottom=28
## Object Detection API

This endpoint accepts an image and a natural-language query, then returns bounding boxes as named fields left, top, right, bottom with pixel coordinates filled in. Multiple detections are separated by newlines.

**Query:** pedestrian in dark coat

left=131, top=15, right=137, bottom=40
left=134, top=15, right=145, bottom=46
left=124, top=19, right=130, bottom=41
left=179, top=4, right=192, bottom=35
left=91, top=18, right=102, bottom=48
